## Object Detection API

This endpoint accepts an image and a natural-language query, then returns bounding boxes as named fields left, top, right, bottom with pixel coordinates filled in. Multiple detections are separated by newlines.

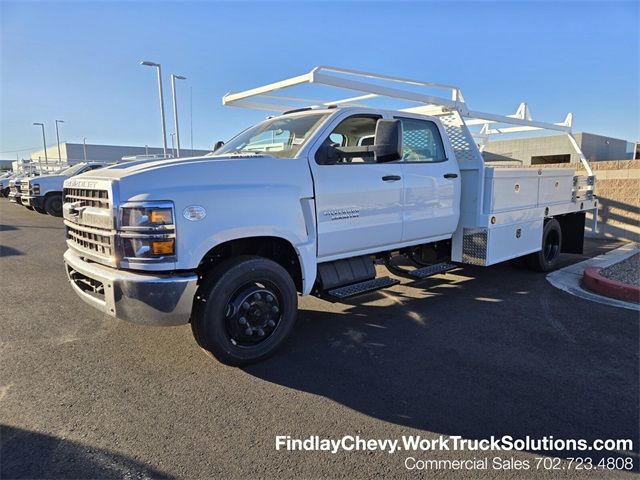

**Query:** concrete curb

left=547, top=243, right=640, bottom=311
left=583, top=266, right=640, bottom=303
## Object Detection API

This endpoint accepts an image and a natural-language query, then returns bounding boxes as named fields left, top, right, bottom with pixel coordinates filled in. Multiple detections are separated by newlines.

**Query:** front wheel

left=44, top=193, right=63, bottom=216
left=191, top=256, right=298, bottom=366
left=525, top=218, right=563, bottom=272
left=34, top=206, right=47, bottom=214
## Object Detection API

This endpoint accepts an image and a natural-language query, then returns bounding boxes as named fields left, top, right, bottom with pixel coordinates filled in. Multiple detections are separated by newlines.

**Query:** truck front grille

left=64, top=187, right=110, bottom=209
left=63, top=185, right=114, bottom=263
left=66, top=224, right=114, bottom=257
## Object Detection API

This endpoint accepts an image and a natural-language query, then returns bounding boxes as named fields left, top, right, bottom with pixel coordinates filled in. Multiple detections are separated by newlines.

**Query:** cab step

left=407, top=262, right=457, bottom=279
left=383, top=256, right=457, bottom=280
left=327, top=276, right=399, bottom=299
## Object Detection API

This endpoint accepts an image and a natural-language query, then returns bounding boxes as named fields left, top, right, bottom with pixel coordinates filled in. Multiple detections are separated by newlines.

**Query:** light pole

left=33, top=122, right=48, bottom=170
left=171, top=74, right=186, bottom=157
left=55, top=120, right=64, bottom=165
left=83, top=137, right=88, bottom=162
left=170, top=133, right=176, bottom=158
left=140, top=60, right=168, bottom=157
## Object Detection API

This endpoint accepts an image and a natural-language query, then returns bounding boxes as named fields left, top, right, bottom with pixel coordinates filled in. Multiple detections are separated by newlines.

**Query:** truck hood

left=69, top=153, right=314, bottom=205
left=81, top=154, right=253, bottom=181
left=29, top=174, right=66, bottom=184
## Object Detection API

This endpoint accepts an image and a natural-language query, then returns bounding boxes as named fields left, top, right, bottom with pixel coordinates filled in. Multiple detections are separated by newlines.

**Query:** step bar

left=327, top=276, right=399, bottom=300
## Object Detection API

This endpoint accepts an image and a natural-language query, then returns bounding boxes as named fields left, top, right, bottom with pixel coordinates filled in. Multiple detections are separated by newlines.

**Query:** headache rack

left=222, top=65, right=593, bottom=178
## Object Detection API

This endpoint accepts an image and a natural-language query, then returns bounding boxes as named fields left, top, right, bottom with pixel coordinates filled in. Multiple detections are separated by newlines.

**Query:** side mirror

left=372, top=119, right=402, bottom=162
left=213, top=140, right=225, bottom=151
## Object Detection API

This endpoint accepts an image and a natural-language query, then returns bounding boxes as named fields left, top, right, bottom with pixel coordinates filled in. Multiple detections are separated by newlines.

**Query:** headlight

left=121, top=204, right=174, bottom=229
left=119, top=202, right=176, bottom=260
left=33, top=184, right=40, bottom=195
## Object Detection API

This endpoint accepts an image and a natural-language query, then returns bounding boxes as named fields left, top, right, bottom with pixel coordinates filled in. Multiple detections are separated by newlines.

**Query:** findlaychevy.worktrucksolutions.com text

left=275, top=435, right=633, bottom=455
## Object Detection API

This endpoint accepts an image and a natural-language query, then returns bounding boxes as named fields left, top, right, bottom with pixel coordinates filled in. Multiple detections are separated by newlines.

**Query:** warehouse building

left=22, top=143, right=210, bottom=172
left=482, top=132, right=628, bottom=166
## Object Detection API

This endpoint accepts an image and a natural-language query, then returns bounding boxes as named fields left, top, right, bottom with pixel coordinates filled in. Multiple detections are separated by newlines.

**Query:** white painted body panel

left=483, top=168, right=575, bottom=214
left=311, top=162, right=404, bottom=259
left=400, top=161, right=460, bottom=243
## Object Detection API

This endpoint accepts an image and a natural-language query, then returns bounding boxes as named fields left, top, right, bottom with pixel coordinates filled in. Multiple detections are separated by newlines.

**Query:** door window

left=396, top=117, right=447, bottom=163
left=316, top=115, right=381, bottom=164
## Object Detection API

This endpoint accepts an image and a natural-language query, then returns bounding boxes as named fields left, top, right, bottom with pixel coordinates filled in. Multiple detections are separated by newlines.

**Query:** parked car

left=0, top=172, right=19, bottom=197
left=61, top=67, right=597, bottom=366
left=22, top=162, right=107, bottom=216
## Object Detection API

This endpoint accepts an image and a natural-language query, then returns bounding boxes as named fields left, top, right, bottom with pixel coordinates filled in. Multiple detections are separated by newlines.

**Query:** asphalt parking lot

left=1, top=199, right=638, bottom=479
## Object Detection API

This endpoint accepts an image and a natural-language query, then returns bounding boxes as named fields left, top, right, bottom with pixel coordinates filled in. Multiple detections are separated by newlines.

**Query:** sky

left=0, top=0, right=638, bottom=158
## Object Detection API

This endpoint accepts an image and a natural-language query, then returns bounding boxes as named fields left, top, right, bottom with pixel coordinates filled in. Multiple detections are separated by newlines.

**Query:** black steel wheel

left=191, top=256, right=298, bottom=366
left=224, top=282, right=282, bottom=347
left=526, top=219, right=563, bottom=272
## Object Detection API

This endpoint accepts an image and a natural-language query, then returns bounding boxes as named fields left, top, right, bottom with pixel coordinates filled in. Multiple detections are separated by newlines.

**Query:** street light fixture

left=140, top=60, right=168, bottom=157
left=55, top=119, right=65, bottom=165
left=33, top=122, right=48, bottom=170
left=171, top=74, right=187, bottom=158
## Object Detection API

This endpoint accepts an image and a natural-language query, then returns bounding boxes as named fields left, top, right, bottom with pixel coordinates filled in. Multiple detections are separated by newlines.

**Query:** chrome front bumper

left=64, top=249, right=198, bottom=326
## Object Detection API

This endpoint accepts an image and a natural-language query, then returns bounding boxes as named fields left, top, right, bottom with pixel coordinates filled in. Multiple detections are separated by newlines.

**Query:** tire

left=34, top=206, right=47, bottom=214
left=25, top=206, right=34, bottom=211
left=44, top=193, right=63, bottom=217
left=191, top=255, right=298, bottom=366
left=1, top=187, right=8, bottom=197
left=525, top=219, right=562, bottom=272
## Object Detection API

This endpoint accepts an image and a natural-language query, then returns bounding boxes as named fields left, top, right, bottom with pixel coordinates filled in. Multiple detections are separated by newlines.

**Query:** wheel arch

left=196, top=235, right=313, bottom=293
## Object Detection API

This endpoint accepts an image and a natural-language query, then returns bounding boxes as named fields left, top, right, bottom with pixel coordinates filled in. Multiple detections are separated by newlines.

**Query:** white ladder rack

left=222, top=66, right=592, bottom=175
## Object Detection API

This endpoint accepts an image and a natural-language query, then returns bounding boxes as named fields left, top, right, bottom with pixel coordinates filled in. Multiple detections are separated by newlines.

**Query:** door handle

left=444, top=173, right=458, bottom=179
left=382, top=175, right=401, bottom=182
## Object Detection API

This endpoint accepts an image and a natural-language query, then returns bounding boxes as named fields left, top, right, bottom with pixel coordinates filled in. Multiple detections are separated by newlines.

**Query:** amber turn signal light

left=151, top=239, right=175, bottom=255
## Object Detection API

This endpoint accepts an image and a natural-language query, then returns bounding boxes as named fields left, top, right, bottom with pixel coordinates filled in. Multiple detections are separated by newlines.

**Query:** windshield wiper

left=226, top=151, right=263, bottom=156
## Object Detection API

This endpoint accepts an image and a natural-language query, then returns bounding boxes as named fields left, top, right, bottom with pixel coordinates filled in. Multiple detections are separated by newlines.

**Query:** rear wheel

left=191, top=256, right=298, bottom=366
left=525, top=218, right=562, bottom=272
left=44, top=193, right=63, bottom=216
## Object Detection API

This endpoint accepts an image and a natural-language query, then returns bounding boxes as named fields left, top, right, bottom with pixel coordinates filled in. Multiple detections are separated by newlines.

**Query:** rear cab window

left=395, top=117, right=447, bottom=163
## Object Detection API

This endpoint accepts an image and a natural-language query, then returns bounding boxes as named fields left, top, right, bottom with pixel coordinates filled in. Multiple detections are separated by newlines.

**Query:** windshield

left=59, top=163, right=88, bottom=176
left=214, top=112, right=330, bottom=158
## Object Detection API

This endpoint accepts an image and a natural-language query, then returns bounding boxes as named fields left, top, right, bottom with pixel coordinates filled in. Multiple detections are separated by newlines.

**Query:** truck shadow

left=1, top=425, right=175, bottom=479
left=0, top=245, right=24, bottom=257
left=246, top=262, right=639, bottom=468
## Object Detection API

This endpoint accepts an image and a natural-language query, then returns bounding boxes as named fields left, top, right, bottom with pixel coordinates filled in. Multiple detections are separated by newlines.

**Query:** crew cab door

left=395, top=116, right=461, bottom=242
left=310, top=114, right=404, bottom=260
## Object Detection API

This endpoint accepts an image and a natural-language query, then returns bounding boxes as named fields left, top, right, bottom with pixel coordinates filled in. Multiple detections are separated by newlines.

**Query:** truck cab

left=22, top=162, right=107, bottom=216
left=62, top=67, right=596, bottom=366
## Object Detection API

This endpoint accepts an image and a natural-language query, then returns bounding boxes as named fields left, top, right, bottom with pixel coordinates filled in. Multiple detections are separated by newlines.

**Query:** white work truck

left=22, top=162, right=108, bottom=216
left=8, top=172, right=40, bottom=206
left=62, top=67, right=596, bottom=365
